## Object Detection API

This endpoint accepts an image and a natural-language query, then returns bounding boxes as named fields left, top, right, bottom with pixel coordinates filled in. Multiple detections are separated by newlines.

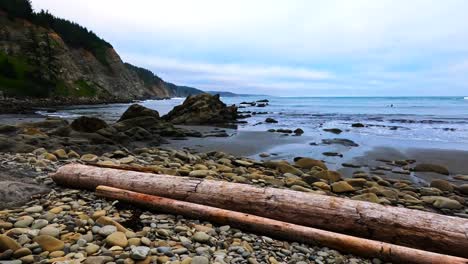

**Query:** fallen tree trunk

left=52, top=164, right=468, bottom=258
left=96, top=185, right=468, bottom=264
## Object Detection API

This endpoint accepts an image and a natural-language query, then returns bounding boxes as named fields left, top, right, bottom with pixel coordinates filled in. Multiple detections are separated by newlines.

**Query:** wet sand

left=167, top=127, right=309, bottom=156
left=0, top=113, right=46, bottom=125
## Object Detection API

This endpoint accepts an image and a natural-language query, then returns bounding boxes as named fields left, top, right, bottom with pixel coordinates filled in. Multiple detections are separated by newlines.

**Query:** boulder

left=331, top=181, right=355, bottom=193
left=458, top=184, right=468, bottom=195
left=70, top=116, right=108, bottom=133
left=118, top=104, right=160, bottom=122
left=430, top=179, right=454, bottom=192
left=351, top=193, right=381, bottom=203
left=163, top=94, right=237, bottom=124
left=294, top=128, right=304, bottom=135
left=413, top=163, right=449, bottom=175
left=294, top=157, right=327, bottom=170
left=432, top=197, right=463, bottom=209
left=265, top=118, right=278, bottom=123
left=0, top=181, right=50, bottom=210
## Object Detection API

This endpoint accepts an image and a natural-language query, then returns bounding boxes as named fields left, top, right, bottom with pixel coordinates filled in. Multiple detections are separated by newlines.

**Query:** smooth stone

left=84, top=256, right=114, bottom=264
left=430, top=179, right=454, bottom=192
left=24, top=205, right=43, bottom=213
left=351, top=193, right=380, bottom=203
left=81, top=154, right=98, bottom=162
left=433, top=197, right=463, bottom=209
left=14, top=216, right=34, bottom=228
left=99, top=225, right=118, bottom=236
left=19, top=255, right=34, bottom=264
left=331, top=181, right=355, bottom=193
left=12, top=247, right=32, bottom=258
left=454, top=175, right=468, bottom=181
left=106, top=232, right=128, bottom=247
left=48, top=207, right=63, bottom=214
left=95, top=216, right=128, bottom=233
left=0, top=221, right=13, bottom=230
left=140, top=237, right=151, bottom=246
left=191, top=256, right=209, bottom=264
left=130, top=246, right=150, bottom=260
left=92, top=210, right=107, bottom=220
left=414, top=163, right=449, bottom=175
left=192, top=232, right=211, bottom=243
left=53, top=149, right=68, bottom=159
left=31, top=219, right=49, bottom=229
left=189, top=170, right=216, bottom=178
left=39, top=226, right=60, bottom=237
left=85, top=244, right=100, bottom=255
left=34, top=235, right=65, bottom=252
left=49, top=250, right=65, bottom=258
left=0, top=261, right=22, bottom=264
left=459, top=184, right=468, bottom=195
left=119, top=156, right=135, bottom=164
left=128, top=238, right=141, bottom=246
left=294, top=157, right=327, bottom=170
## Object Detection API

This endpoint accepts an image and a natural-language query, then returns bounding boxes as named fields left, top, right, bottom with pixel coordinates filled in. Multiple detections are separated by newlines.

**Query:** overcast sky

left=32, top=0, right=468, bottom=96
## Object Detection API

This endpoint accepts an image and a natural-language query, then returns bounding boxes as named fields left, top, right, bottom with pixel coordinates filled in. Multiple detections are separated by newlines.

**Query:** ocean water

left=38, top=96, right=468, bottom=152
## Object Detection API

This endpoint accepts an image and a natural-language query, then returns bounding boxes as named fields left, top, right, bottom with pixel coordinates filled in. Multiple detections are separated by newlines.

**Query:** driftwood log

left=52, top=164, right=468, bottom=258
left=96, top=185, right=468, bottom=264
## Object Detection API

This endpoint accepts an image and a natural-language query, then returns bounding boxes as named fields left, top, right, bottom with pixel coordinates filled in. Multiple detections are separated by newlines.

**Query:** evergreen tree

left=0, top=0, right=32, bottom=19
left=0, top=59, right=17, bottom=79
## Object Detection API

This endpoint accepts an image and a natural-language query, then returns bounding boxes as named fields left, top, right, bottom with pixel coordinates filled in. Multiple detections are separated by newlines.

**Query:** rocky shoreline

left=0, top=94, right=467, bottom=263
left=0, top=97, right=143, bottom=115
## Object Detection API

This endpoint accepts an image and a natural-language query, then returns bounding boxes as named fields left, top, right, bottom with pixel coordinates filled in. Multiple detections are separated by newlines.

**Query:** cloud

left=30, top=0, right=468, bottom=95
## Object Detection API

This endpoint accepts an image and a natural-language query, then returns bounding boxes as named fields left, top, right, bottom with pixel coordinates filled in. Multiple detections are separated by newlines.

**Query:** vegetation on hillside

left=0, top=0, right=107, bottom=98
left=0, top=0, right=112, bottom=66
left=124, top=63, right=164, bottom=86
left=125, top=63, right=205, bottom=97
left=0, top=51, right=54, bottom=97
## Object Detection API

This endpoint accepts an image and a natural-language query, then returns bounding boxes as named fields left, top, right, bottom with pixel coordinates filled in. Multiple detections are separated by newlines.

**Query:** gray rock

left=24, top=205, right=43, bottom=213
left=0, top=181, right=49, bottom=210
left=39, top=226, right=60, bottom=237
left=99, top=225, right=117, bottom=236
left=31, top=219, right=48, bottom=229
left=130, top=246, right=150, bottom=260
left=191, top=256, right=210, bottom=264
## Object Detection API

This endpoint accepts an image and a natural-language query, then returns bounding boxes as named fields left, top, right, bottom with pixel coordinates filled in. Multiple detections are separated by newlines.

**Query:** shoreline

left=0, top=97, right=467, bottom=263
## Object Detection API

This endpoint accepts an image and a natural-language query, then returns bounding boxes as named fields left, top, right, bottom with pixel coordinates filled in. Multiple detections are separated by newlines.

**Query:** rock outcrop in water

left=163, top=94, right=238, bottom=124
left=118, top=104, right=160, bottom=122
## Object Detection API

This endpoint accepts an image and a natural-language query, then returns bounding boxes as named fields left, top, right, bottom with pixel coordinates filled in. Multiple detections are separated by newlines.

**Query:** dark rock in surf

left=294, top=128, right=304, bottom=135
left=118, top=104, right=160, bottom=122
left=322, top=138, right=359, bottom=147
left=70, top=116, right=108, bottom=133
left=163, top=94, right=237, bottom=124
left=323, top=152, right=343, bottom=157
left=323, top=128, right=342, bottom=134
left=265, top=118, right=278, bottom=123
left=413, top=163, right=450, bottom=175
left=351, top=123, right=365, bottom=128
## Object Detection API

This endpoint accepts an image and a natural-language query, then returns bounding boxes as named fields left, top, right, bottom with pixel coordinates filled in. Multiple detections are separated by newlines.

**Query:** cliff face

left=0, top=12, right=203, bottom=100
